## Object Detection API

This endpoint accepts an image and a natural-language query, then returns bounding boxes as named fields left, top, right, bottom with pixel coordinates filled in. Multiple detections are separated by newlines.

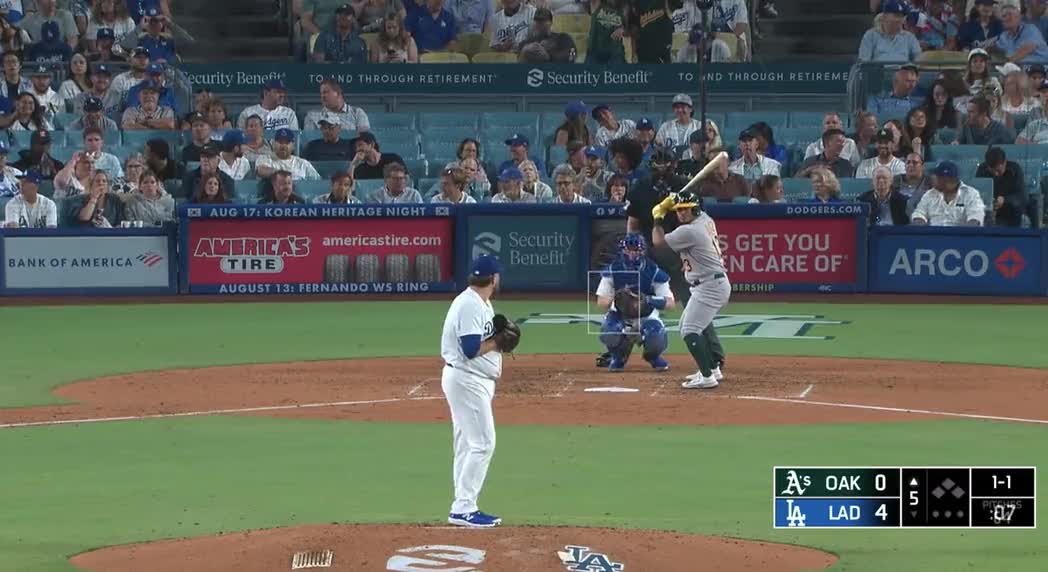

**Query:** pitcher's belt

left=690, top=272, right=726, bottom=287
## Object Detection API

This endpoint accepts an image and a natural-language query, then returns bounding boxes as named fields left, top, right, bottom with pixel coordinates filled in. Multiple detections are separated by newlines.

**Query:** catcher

left=594, top=233, right=676, bottom=372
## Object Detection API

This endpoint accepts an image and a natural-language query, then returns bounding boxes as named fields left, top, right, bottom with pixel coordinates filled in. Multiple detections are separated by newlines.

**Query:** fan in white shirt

left=110, top=47, right=151, bottom=100
left=729, top=130, right=781, bottom=181
left=255, top=128, right=321, bottom=181
left=237, top=79, right=300, bottom=131
left=4, top=171, right=57, bottom=228
left=591, top=104, right=637, bottom=147
left=912, top=161, right=986, bottom=227
left=551, top=165, right=592, bottom=204
left=656, top=93, right=701, bottom=149
left=804, top=111, right=862, bottom=167
left=429, top=165, right=478, bottom=204
left=28, top=67, right=63, bottom=120
left=854, top=131, right=905, bottom=179
left=218, top=130, right=251, bottom=181
left=490, top=0, right=535, bottom=50
left=303, top=79, right=370, bottom=131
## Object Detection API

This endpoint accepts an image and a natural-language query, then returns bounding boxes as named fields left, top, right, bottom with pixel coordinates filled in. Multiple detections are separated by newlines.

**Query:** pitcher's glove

left=614, top=287, right=653, bottom=321
left=492, top=314, right=521, bottom=353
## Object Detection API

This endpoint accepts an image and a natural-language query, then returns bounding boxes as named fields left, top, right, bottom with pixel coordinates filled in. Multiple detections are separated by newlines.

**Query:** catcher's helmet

left=672, top=190, right=703, bottom=215
left=619, top=232, right=647, bottom=253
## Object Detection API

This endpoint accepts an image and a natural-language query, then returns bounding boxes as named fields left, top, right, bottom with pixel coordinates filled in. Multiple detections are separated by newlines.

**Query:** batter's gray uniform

left=663, top=211, right=730, bottom=365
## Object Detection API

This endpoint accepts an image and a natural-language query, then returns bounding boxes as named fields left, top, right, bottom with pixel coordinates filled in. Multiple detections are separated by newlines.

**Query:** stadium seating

left=725, top=111, right=789, bottom=130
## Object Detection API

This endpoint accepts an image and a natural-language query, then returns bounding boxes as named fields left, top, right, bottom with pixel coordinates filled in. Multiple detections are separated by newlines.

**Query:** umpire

left=625, top=146, right=691, bottom=303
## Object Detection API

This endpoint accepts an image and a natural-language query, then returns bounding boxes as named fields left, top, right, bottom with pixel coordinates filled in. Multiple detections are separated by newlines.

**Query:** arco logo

left=994, top=247, right=1026, bottom=279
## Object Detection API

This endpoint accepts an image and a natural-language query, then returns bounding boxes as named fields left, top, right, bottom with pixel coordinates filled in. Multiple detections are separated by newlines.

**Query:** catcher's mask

left=672, top=190, right=703, bottom=216
left=619, top=233, right=647, bottom=266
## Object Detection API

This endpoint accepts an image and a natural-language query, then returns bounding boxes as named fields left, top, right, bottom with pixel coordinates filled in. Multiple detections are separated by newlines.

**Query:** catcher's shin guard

left=599, top=312, right=634, bottom=363
left=640, top=318, right=668, bottom=361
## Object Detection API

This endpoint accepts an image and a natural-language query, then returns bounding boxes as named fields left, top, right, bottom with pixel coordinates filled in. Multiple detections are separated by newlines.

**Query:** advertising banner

left=181, top=63, right=852, bottom=95
left=714, top=216, right=862, bottom=293
left=2, top=232, right=175, bottom=294
left=466, top=214, right=582, bottom=290
left=185, top=214, right=454, bottom=295
left=869, top=229, right=1045, bottom=296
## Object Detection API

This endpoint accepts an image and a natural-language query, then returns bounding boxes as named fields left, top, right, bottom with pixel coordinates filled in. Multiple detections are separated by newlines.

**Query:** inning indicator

left=773, top=467, right=1036, bottom=529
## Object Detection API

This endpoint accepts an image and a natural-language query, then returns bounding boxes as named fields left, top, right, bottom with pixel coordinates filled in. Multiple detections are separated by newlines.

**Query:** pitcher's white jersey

left=441, top=287, right=502, bottom=380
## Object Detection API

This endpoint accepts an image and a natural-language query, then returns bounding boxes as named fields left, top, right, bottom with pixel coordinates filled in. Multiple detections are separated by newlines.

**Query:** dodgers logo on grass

left=560, top=546, right=624, bottom=572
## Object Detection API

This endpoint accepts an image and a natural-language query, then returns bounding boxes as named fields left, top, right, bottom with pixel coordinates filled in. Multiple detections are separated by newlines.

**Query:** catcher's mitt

left=614, top=287, right=654, bottom=320
left=492, top=313, right=521, bottom=353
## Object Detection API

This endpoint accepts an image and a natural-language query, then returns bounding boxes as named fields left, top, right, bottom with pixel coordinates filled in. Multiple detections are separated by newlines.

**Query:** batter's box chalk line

left=291, top=549, right=333, bottom=569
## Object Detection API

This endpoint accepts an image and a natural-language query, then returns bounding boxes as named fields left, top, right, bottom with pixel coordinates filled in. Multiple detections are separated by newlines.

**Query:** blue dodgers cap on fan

left=880, top=0, right=908, bottom=14
left=146, top=62, right=163, bottom=75
left=222, top=129, right=246, bottom=147
left=470, top=254, right=503, bottom=277
left=498, top=166, right=523, bottom=181
left=96, top=27, right=115, bottom=40
left=274, top=127, right=295, bottom=142
left=564, top=100, right=588, bottom=118
left=264, top=78, right=287, bottom=91
left=933, top=161, right=959, bottom=178
left=504, top=133, right=529, bottom=147
left=590, top=103, right=609, bottom=120
left=584, top=145, right=604, bottom=159
left=637, top=117, right=655, bottom=130
left=18, top=169, right=42, bottom=184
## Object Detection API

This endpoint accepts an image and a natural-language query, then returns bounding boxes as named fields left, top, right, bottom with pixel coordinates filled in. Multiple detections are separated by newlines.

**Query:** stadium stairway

left=173, top=0, right=290, bottom=62
left=756, top=0, right=869, bottom=62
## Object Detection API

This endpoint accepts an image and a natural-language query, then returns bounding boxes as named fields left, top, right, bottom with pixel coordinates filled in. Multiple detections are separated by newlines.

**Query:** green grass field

left=1, top=300, right=1046, bottom=571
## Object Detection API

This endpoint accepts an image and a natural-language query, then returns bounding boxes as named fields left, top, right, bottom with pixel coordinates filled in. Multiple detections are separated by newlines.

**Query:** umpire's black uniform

left=625, top=168, right=691, bottom=304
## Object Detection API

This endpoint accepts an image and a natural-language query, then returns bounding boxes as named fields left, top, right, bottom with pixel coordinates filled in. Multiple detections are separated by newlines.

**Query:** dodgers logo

left=780, top=470, right=811, bottom=496
left=472, top=232, right=502, bottom=259
left=785, top=499, right=807, bottom=527
left=527, top=68, right=544, bottom=88
left=560, top=546, right=624, bottom=572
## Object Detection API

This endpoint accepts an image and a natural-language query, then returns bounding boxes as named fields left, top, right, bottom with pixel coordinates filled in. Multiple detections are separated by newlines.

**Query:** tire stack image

left=323, top=254, right=442, bottom=284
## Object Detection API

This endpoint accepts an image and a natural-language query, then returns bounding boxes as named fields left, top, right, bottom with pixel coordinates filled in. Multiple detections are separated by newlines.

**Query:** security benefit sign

left=467, top=215, right=581, bottom=289
left=3, top=234, right=172, bottom=292
left=869, top=230, right=1044, bottom=295
left=715, top=216, right=861, bottom=292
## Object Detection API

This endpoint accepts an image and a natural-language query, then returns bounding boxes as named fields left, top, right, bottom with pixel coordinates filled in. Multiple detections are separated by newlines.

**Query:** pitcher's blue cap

left=470, top=254, right=503, bottom=277
left=933, top=161, right=958, bottom=178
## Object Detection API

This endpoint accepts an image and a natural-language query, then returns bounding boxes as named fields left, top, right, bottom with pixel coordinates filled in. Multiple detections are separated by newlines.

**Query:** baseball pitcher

left=594, top=233, right=676, bottom=372
left=651, top=190, right=730, bottom=389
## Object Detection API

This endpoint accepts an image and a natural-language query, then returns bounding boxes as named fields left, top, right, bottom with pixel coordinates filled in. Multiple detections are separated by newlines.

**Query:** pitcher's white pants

left=441, top=365, right=496, bottom=515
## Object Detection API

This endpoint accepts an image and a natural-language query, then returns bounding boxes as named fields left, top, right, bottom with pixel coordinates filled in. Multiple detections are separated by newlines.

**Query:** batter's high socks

left=703, top=324, right=725, bottom=367
left=683, top=333, right=713, bottom=377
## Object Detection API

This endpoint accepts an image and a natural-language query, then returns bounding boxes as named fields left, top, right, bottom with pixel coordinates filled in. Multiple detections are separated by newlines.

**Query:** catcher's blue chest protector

left=602, top=256, right=669, bottom=297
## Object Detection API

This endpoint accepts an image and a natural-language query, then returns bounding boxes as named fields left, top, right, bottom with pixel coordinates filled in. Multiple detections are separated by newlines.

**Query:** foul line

left=407, top=378, right=437, bottom=397
left=797, top=384, right=814, bottom=399
left=736, top=395, right=1048, bottom=425
left=0, top=396, right=444, bottom=430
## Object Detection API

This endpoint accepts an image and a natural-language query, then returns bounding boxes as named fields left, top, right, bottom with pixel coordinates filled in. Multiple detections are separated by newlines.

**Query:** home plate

left=584, top=387, right=640, bottom=393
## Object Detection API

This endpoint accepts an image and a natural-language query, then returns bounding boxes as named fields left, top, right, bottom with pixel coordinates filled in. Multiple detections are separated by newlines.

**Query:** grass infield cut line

left=735, top=395, right=1048, bottom=425
left=0, top=397, right=445, bottom=430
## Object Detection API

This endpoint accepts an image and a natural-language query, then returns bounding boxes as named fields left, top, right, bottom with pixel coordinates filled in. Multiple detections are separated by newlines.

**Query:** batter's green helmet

left=671, top=190, right=703, bottom=215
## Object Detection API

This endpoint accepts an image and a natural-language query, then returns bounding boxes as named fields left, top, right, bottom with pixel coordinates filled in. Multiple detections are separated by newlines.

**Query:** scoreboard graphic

left=773, top=467, right=1036, bottom=529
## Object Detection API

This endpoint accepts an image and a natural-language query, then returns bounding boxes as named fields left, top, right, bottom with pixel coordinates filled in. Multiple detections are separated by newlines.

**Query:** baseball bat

left=679, top=151, right=729, bottom=195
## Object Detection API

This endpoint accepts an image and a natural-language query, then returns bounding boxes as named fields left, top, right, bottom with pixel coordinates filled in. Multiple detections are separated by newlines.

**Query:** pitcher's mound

left=71, top=523, right=836, bottom=572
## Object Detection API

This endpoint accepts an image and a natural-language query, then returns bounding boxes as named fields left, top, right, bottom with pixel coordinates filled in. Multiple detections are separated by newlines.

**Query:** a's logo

left=527, top=68, right=544, bottom=88
left=994, top=247, right=1026, bottom=279
left=472, top=232, right=502, bottom=259
left=386, top=545, right=485, bottom=572
left=780, top=470, right=811, bottom=495
left=558, top=546, right=624, bottom=572
left=136, top=251, right=164, bottom=268
left=785, top=499, right=807, bottom=528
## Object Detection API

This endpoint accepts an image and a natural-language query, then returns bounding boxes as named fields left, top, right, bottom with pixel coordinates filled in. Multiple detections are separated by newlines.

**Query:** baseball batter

left=651, top=190, right=730, bottom=389
left=595, top=233, right=676, bottom=372
left=439, top=254, right=520, bottom=528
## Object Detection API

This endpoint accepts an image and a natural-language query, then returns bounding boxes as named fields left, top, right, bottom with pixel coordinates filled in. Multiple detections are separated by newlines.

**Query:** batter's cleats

left=682, top=376, right=719, bottom=389
left=647, top=356, right=670, bottom=371
left=711, top=366, right=724, bottom=381
left=448, top=511, right=501, bottom=528
left=608, top=357, right=627, bottom=372
left=596, top=352, right=612, bottom=368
